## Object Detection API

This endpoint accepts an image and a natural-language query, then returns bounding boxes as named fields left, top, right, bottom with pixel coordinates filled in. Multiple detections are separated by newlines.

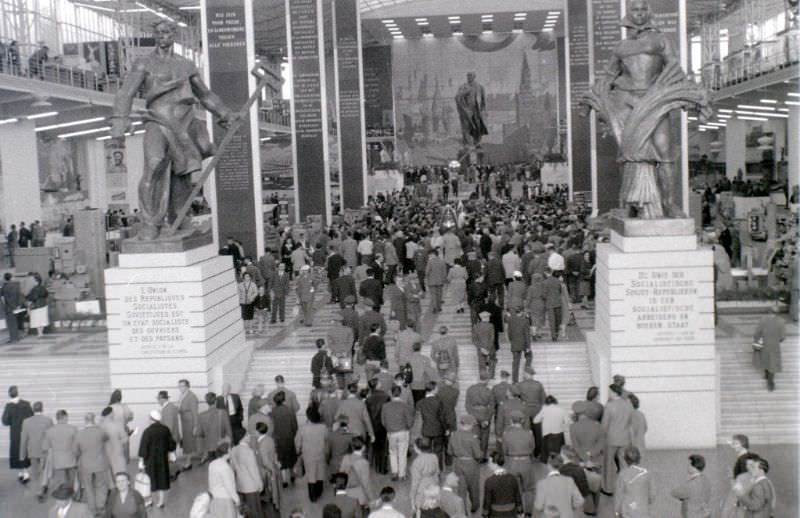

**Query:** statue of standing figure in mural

left=580, top=0, right=712, bottom=219
left=455, top=72, right=488, bottom=151
left=111, top=20, right=235, bottom=240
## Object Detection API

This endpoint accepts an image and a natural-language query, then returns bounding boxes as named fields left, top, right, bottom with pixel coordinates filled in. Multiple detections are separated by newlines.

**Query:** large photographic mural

left=392, top=33, right=561, bottom=166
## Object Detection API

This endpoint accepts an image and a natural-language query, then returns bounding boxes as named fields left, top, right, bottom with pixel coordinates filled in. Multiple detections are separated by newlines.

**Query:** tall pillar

left=0, top=120, right=42, bottom=229
left=785, top=106, right=799, bottom=199
left=287, top=0, right=332, bottom=223
left=202, top=0, right=263, bottom=257
left=333, top=0, right=367, bottom=210
left=725, top=119, right=746, bottom=179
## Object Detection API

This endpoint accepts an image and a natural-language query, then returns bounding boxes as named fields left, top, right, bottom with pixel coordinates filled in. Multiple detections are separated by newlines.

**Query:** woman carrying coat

left=295, top=405, right=329, bottom=502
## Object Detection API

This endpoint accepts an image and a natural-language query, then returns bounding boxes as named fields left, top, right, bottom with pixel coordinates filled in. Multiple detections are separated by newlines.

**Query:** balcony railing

left=699, top=29, right=800, bottom=91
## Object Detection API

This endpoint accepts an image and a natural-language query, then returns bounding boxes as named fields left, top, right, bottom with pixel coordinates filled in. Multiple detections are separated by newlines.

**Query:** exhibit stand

left=587, top=218, right=718, bottom=448
left=104, top=244, right=250, bottom=452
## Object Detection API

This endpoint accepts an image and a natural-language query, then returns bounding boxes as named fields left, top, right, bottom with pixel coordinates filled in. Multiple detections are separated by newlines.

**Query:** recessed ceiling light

left=542, top=27, right=554, bottom=32
left=448, top=16, right=460, bottom=21
left=787, top=92, right=799, bottom=97
left=777, top=108, right=789, bottom=112
left=760, top=99, right=777, bottom=104
left=737, top=104, right=775, bottom=111
left=718, top=109, right=733, bottom=113
left=382, top=19, right=395, bottom=24
left=737, top=116, right=767, bottom=121
left=786, top=100, right=800, bottom=106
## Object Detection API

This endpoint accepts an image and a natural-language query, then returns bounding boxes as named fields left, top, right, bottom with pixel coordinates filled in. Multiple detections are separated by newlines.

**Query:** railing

left=699, top=29, right=800, bottom=91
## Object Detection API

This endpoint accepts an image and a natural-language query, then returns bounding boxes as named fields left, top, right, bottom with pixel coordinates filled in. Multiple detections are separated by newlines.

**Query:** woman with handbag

left=25, top=273, right=48, bottom=338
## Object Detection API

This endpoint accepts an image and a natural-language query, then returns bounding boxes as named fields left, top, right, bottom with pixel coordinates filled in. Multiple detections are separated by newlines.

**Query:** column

left=202, top=0, right=263, bottom=257
left=788, top=106, right=799, bottom=201
left=566, top=0, right=591, bottom=199
left=0, top=120, right=42, bottom=228
left=333, top=0, right=367, bottom=210
left=725, top=119, right=746, bottom=179
left=287, top=0, right=332, bottom=223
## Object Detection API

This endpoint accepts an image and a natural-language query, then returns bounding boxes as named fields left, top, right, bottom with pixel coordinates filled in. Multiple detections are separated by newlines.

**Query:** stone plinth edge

left=609, top=216, right=695, bottom=237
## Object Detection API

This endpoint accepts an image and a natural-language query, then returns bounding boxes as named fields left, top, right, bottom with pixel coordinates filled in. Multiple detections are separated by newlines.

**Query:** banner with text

left=568, top=0, right=591, bottom=194
left=206, top=0, right=259, bottom=255
left=363, top=46, right=394, bottom=136
left=287, top=0, right=330, bottom=222
left=591, top=0, right=622, bottom=215
left=333, top=0, right=367, bottom=210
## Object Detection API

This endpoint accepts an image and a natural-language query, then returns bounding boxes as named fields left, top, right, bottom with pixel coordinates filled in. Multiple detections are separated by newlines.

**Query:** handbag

left=134, top=469, right=151, bottom=499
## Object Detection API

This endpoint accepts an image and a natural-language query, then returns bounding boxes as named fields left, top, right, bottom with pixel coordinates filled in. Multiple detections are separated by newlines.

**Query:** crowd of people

left=1, top=174, right=784, bottom=518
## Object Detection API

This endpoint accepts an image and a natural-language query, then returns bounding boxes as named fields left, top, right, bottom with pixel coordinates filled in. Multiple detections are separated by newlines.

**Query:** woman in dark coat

left=2, top=385, right=33, bottom=478
left=269, top=390, right=298, bottom=488
left=138, top=409, right=177, bottom=508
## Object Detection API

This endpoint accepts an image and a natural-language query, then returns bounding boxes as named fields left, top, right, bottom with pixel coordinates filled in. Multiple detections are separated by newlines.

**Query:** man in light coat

left=534, top=454, right=584, bottom=518
left=19, top=401, right=53, bottom=501
left=73, top=413, right=109, bottom=516
left=602, top=384, right=633, bottom=495
left=99, top=406, right=128, bottom=478
left=425, top=249, right=448, bottom=313
left=296, top=264, right=316, bottom=326
left=230, top=438, right=264, bottom=518
left=42, top=409, right=78, bottom=488
left=177, top=378, right=200, bottom=469
left=670, top=454, right=712, bottom=518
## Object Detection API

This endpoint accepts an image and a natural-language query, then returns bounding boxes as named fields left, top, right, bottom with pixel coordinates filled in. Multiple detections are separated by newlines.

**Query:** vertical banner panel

left=333, top=0, right=367, bottom=210
left=591, top=0, right=622, bottom=215
left=363, top=46, right=393, bottom=133
left=206, top=0, right=259, bottom=255
left=287, top=0, right=331, bottom=223
left=567, top=0, right=592, bottom=194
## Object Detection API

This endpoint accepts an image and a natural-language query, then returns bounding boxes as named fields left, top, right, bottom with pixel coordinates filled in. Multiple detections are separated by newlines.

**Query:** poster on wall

left=38, top=136, right=88, bottom=231
left=105, top=139, right=127, bottom=202
left=392, top=33, right=560, bottom=167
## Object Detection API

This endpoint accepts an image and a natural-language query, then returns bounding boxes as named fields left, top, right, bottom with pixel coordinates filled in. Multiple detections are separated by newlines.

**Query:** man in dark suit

left=334, top=268, right=357, bottom=309
left=359, top=268, right=383, bottom=308
left=326, top=247, right=346, bottom=304
left=310, top=338, right=334, bottom=388
left=506, top=306, right=532, bottom=383
left=270, top=263, right=290, bottom=323
left=485, top=252, right=506, bottom=306
left=518, top=368, right=546, bottom=458
left=221, top=383, right=245, bottom=444
left=437, top=373, right=459, bottom=464
left=417, top=381, right=448, bottom=469
left=358, top=306, right=386, bottom=348
left=425, top=249, right=448, bottom=313
left=1, top=272, right=23, bottom=342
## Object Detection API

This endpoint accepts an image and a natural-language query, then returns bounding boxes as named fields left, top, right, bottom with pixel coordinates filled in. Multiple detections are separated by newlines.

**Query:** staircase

left=717, top=337, right=800, bottom=445
left=0, top=355, right=110, bottom=458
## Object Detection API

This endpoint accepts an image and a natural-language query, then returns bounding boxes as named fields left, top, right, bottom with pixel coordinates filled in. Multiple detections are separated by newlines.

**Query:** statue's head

left=627, top=0, right=652, bottom=26
left=466, top=71, right=476, bottom=83
left=153, top=20, right=177, bottom=49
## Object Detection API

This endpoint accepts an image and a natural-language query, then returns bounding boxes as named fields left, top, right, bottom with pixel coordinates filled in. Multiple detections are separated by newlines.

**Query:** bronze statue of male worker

left=581, top=0, right=711, bottom=219
left=112, top=20, right=235, bottom=240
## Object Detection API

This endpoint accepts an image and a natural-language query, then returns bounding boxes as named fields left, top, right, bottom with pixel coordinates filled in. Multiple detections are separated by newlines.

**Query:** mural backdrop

left=392, top=33, right=561, bottom=167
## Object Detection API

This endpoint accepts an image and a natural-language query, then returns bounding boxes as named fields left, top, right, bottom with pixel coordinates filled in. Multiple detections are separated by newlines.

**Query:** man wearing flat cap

left=138, top=409, right=177, bottom=508
left=49, top=483, right=92, bottom=518
left=446, top=414, right=482, bottom=514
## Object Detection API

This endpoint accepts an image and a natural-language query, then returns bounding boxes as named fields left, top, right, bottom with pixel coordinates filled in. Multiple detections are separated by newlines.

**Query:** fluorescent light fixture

left=785, top=100, right=800, bottom=106
left=133, top=129, right=145, bottom=135
left=482, top=30, right=492, bottom=34
left=737, top=104, right=775, bottom=111
left=0, top=117, right=18, bottom=125
left=707, top=122, right=727, bottom=127
left=698, top=128, right=707, bottom=132
left=417, top=21, right=429, bottom=26
left=547, top=14, right=560, bottom=19
left=415, top=17, right=428, bottom=22
left=74, top=2, right=115, bottom=12
left=382, top=19, right=394, bottom=24
left=453, top=31, right=463, bottom=36
left=736, top=110, right=787, bottom=118
left=719, top=115, right=731, bottom=119
left=737, top=116, right=767, bottom=121
left=514, top=12, right=527, bottom=17
left=179, top=5, right=200, bottom=10
left=424, top=33, right=434, bottom=37
left=393, top=35, right=404, bottom=39
left=760, top=99, right=778, bottom=104
left=687, top=116, right=697, bottom=121
left=718, top=108, right=733, bottom=113
left=27, top=111, right=58, bottom=120
left=777, top=108, right=789, bottom=112
left=135, top=2, right=176, bottom=23
left=448, top=16, right=460, bottom=21
left=512, top=29, right=523, bottom=33
left=177, top=21, right=187, bottom=27
left=787, top=92, right=799, bottom=97
left=548, top=11, right=560, bottom=15
left=35, top=116, right=106, bottom=132
left=542, top=27, right=554, bottom=32
left=481, top=15, right=493, bottom=20
left=96, top=135, right=112, bottom=141
left=58, top=126, right=111, bottom=139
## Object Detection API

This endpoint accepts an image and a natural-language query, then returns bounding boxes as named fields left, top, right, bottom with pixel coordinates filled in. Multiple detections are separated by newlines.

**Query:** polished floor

left=1, top=281, right=798, bottom=517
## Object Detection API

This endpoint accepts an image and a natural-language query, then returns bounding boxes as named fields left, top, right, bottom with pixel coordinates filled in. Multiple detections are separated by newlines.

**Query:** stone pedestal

left=587, top=218, right=717, bottom=448
left=104, top=244, right=250, bottom=452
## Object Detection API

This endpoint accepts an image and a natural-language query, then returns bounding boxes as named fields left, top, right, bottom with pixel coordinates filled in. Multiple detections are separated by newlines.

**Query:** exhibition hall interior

left=0, top=0, right=798, bottom=517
